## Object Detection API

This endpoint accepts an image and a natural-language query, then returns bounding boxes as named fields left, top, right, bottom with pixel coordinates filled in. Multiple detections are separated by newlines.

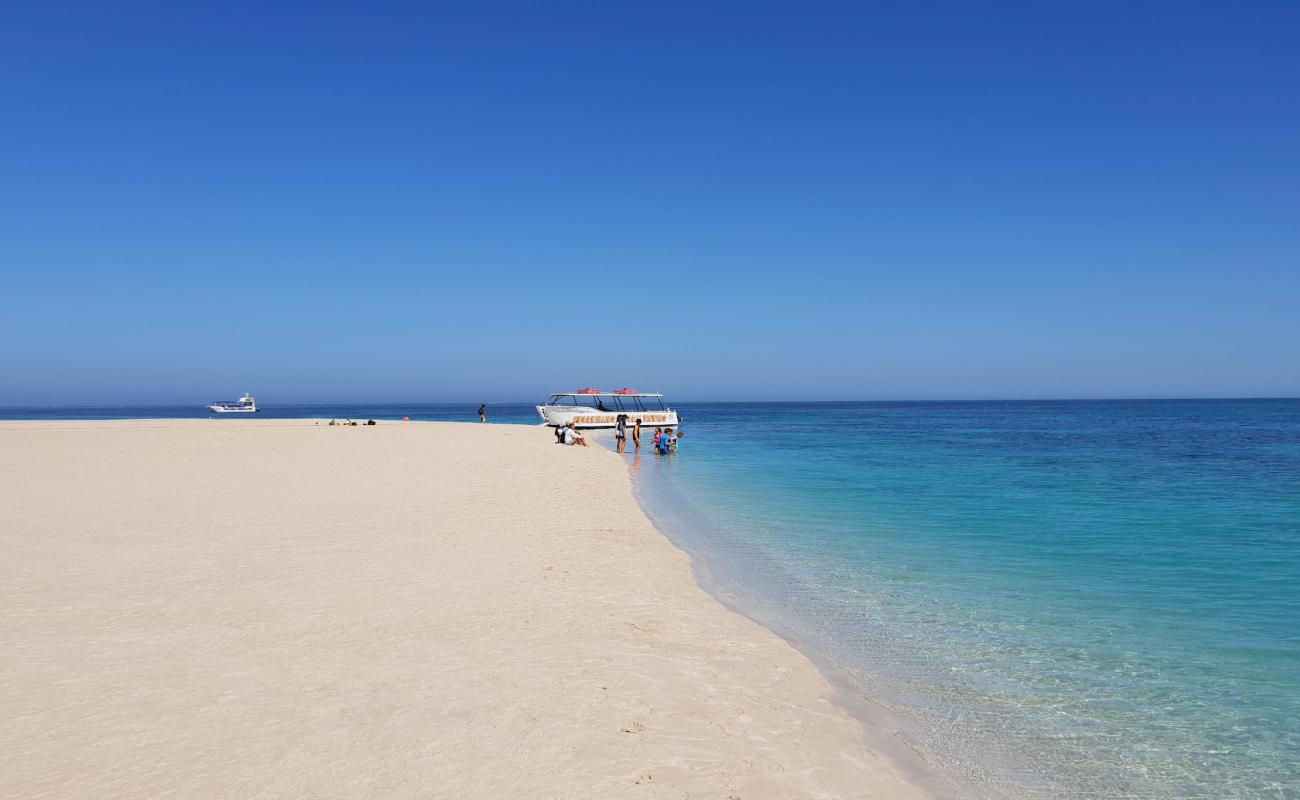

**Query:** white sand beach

left=0, top=419, right=926, bottom=799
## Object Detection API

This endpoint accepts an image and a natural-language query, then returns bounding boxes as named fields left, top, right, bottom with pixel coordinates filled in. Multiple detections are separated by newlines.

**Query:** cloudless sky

left=2, top=1, right=1297, bottom=404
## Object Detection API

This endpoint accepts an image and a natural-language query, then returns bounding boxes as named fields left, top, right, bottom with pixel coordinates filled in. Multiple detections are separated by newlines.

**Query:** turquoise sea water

left=624, top=401, right=1300, bottom=799
left=6, top=400, right=1298, bottom=797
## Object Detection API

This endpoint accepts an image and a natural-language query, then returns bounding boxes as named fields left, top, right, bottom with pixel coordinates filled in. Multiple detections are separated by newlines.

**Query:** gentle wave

left=620, top=401, right=1300, bottom=800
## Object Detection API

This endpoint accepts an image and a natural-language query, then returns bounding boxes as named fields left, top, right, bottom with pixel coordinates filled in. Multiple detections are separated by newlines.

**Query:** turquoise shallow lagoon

left=8, top=400, right=1298, bottom=797
left=624, top=400, right=1300, bottom=799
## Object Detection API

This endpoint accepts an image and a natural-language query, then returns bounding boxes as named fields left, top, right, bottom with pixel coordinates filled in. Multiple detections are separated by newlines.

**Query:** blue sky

left=2, top=1, right=1297, bottom=404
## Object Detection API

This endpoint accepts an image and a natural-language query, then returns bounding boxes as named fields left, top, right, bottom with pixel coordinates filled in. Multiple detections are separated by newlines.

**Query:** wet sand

left=0, top=419, right=926, bottom=798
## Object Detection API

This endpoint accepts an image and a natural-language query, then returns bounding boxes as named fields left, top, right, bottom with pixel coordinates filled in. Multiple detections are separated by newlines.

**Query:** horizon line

left=4, top=395, right=1299, bottom=410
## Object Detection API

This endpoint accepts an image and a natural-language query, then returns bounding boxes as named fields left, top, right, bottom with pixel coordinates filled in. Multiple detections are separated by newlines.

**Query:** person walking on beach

left=632, top=418, right=642, bottom=449
left=478, top=404, right=486, bottom=423
left=614, top=414, right=627, bottom=452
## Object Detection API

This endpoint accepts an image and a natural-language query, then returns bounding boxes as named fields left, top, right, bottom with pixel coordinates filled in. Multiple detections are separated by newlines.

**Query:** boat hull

left=536, top=406, right=678, bottom=429
left=208, top=406, right=258, bottom=413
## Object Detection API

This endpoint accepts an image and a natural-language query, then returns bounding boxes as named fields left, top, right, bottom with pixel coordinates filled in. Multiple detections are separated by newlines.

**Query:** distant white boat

left=536, top=388, right=679, bottom=429
left=208, top=393, right=257, bottom=413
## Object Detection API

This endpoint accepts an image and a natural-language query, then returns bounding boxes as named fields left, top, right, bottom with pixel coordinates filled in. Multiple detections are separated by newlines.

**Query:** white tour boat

left=208, top=393, right=258, bottom=413
left=537, top=388, right=679, bottom=429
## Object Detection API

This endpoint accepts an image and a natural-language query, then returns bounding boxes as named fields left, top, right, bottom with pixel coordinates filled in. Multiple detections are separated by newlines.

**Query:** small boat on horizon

left=208, top=393, right=258, bottom=414
left=536, top=388, right=679, bottom=429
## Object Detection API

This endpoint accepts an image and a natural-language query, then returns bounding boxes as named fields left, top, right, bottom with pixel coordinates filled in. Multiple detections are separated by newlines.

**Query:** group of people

left=554, top=421, right=588, bottom=446
left=652, top=426, right=679, bottom=454
left=320, top=409, right=676, bottom=452
left=557, top=416, right=679, bottom=453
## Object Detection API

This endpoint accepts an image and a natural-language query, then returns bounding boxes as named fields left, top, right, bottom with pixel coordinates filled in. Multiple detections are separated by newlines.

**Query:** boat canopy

left=553, top=388, right=661, bottom=397
left=544, top=389, right=667, bottom=411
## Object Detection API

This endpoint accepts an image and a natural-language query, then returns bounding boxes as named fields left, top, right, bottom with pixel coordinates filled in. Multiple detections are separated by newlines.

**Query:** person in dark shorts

left=478, top=404, right=486, bottom=423
left=614, top=414, right=627, bottom=452
left=632, top=418, right=642, bottom=449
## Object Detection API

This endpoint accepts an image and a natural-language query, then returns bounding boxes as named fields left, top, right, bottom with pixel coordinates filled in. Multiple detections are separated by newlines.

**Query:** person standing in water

left=632, top=418, right=642, bottom=449
left=478, top=404, right=486, bottom=423
left=614, top=414, right=627, bottom=452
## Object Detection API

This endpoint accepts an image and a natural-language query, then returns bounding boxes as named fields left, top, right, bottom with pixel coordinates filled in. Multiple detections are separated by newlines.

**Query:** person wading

left=615, top=414, right=628, bottom=452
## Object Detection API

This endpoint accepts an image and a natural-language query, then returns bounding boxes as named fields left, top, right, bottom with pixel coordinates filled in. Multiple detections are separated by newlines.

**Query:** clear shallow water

left=621, top=401, right=1300, bottom=800
left=8, top=400, right=1299, bottom=798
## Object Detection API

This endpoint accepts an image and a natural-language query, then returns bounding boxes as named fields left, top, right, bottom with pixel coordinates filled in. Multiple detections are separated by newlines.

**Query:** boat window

left=546, top=394, right=665, bottom=410
left=608, top=395, right=665, bottom=411
left=627, top=397, right=643, bottom=412
left=605, top=395, right=662, bottom=411
left=548, top=394, right=606, bottom=408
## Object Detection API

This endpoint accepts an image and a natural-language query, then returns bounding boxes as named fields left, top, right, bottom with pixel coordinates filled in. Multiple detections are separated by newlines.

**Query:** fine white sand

left=0, top=419, right=927, bottom=799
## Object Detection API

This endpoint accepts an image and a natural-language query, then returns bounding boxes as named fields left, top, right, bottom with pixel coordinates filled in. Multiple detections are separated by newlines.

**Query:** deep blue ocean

left=5, top=400, right=1298, bottom=799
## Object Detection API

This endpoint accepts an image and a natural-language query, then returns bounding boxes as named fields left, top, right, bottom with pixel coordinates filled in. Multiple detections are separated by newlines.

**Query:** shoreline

left=1, top=419, right=930, bottom=798
left=618, top=441, right=972, bottom=800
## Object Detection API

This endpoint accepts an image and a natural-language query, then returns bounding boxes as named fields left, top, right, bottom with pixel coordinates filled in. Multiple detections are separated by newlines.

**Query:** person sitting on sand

left=366, top=419, right=376, bottom=426
left=565, top=422, right=588, bottom=447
